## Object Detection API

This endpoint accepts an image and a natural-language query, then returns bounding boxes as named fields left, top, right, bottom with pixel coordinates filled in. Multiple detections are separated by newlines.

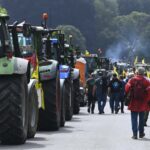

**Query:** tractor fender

left=14, top=57, right=29, bottom=74
left=39, top=60, right=58, bottom=81
left=28, top=79, right=37, bottom=95
left=59, top=65, right=70, bottom=79
left=0, top=57, right=28, bottom=75
left=28, top=79, right=41, bottom=108
left=72, top=68, right=80, bottom=80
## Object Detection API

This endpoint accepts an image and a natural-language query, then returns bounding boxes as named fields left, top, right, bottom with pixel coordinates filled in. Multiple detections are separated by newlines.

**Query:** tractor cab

left=0, top=14, right=12, bottom=58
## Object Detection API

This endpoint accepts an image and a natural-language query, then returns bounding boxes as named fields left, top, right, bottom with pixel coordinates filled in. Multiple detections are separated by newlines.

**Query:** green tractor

left=0, top=14, right=39, bottom=144
left=9, top=24, right=65, bottom=131
left=49, top=33, right=74, bottom=121
left=63, top=43, right=81, bottom=114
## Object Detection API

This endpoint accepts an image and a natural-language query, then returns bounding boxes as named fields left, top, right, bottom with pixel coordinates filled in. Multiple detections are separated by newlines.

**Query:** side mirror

left=23, top=23, right=31, bottom=37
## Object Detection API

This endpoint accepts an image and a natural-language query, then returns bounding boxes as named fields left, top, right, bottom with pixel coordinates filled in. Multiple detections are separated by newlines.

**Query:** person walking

left=144, top=73, right=150, bottom=127
left=86, top=73, right=96, bottom=114
left=119, top=75, right=126, bottom=113
left=95, top=70, right=108, bottom=114
left=125, top=67, right=150, bottom=139
left=108, top=73, right=122, bottom=114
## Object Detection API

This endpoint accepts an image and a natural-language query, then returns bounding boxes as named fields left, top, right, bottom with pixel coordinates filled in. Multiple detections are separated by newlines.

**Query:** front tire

left=27, top=86, right=39, bottom=138
left=60, top=83, right=66, bottom=127
left=38, top=74, right=61, bottom=131
left=65, top=80, right=73, bottom=121
left=73, top=79, right=80, bottom=114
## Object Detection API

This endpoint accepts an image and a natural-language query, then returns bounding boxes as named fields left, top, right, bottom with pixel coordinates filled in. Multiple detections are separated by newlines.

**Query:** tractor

left=0, top=14, right=38, bottom=144
left=9, top=23, right=65, bottom=130
left=41, top=12, right=80, bottom=118
left=50, top=34, right=75, bottom=120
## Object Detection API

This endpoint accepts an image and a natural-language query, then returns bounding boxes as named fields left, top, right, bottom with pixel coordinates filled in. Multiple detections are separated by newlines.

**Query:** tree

left=0, top=0, right=94, bottom=49
left=93, top=0, right=119, bottom=50
left=112, top=11, right=150, bottom=59
left=0, top=6, right=7, bottom=14
left=56, top=25, right=86, bottom=50
left=117, top=0, right=150, bottom=15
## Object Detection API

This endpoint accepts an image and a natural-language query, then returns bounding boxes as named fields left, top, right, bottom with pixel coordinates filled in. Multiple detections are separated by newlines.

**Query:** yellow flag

left=134, top=56, right=138, bottom=65
left=142, top=58, right=145, bottom=64
left=85, top=50, right=90, bottom=55
left=147, top=71, right=150, bottom=78
left=122, top=70, right=126, bottom=77
left=113, top=66, right=118, bottom=77
left=31, top=58, right=45, bottom=110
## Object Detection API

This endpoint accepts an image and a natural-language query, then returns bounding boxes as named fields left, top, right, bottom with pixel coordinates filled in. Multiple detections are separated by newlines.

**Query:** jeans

left=88, top=93, right=96, bottom=112
left=97, top=92, right=107, bottom=113
left=120, top=94, right=125, bottom=112
left=131, top=111, right=144, bottom=136
left=109, top=93, right=120, bottom=113
left=144, top=111, right=149, bottom=125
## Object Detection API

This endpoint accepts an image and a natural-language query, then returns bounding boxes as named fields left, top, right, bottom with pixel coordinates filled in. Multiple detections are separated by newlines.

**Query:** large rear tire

left=38, top=74, right=61, bottom=131
left=73, top=79, right=80, bottom=114
left=27, top=86, right=38, bottom=138
left=65, top=80, right=73, bottom=121
left=0, top=74, right=28, bottom=145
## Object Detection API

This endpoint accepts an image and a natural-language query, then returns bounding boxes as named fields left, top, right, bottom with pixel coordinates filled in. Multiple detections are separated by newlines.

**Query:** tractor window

left=0, top=22, right=4, bottom=56
left=0, top=20, right=12, bottom=57
left=17, top=33, right=34, bottom=56
left=51, top=43, right=58, bottom=60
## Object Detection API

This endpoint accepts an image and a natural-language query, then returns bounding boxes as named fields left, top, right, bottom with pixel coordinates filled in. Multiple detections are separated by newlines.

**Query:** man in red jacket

left=125, top=67, right=150, bottom=139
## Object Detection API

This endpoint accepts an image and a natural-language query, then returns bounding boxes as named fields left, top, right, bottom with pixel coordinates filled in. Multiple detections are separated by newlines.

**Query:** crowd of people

left=86, top=67, right=150, bottom=139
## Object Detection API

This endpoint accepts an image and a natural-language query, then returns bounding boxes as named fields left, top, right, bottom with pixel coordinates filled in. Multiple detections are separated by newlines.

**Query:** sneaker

left=115, top=107, right=120, bottom=114
left=132, top=135, right=138, bottom=139
left=91, top=111, right=94, bottom=114
left=139, top=133, right=145, bottom=138
left=121, top=110, right=124, bottom=113
left=87, top=108, right=90, bottom=113
left=144, top=123, right=147, bottom=127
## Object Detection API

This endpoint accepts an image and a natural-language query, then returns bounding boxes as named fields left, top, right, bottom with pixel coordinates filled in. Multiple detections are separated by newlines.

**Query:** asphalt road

left=1, top=102, right=150, bottom=150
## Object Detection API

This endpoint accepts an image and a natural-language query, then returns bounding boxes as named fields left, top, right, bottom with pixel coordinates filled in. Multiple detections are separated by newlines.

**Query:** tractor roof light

left=42, top=13, right=48, bottom=21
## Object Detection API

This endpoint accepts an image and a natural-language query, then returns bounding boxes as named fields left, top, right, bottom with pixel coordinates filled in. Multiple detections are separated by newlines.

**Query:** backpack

left=112, top=81, right=119, bottom=90
left=132, top=78, right=146, bottom=101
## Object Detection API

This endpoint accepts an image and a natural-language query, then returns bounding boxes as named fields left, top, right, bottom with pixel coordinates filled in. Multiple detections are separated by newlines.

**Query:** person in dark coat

left=108, top=73, right=122, bottom=114
left=125, top=67, right=150, bottom=139
left=86, top=73, right=96, bottom=114
left=95, top=70, right=108, bottom=114
left=119, top=75, right=126, bottom=113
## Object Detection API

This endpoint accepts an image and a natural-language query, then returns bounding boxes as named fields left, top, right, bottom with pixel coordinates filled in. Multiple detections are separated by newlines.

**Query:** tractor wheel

left=60, top=84, right=66, bottom=127
left=27, top=86, right=39, bottom=138
left=0, top=74, right=28, bottom=145
left=65, top=81, right=73, bottom=121
left=73, top=79, right=80, bottom=114
left=38, top=74, right=61, bottom=131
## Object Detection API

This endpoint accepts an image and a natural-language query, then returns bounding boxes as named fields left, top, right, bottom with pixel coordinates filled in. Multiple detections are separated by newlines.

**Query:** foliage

left=0, top=6, right=7, bottom=14
left=117, top=0, right=150, bottom=15
left=113, top=11, right=150, bottom=59
left=93, top=0, right=119, bottom=50
left=1, top=0, right=150, bottom=60
left=56, top=25, right=86, bottom=50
